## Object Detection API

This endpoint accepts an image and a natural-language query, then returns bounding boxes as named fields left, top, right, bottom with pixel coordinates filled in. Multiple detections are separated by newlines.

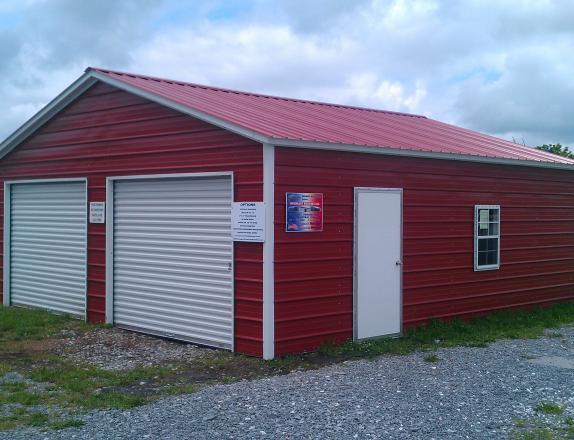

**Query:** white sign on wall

left=89, top=202, right=106, bottom=224
left=231, top=202, right=265, bottom=242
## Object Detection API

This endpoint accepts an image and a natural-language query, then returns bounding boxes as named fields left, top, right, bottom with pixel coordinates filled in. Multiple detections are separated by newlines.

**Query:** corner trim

left=3, top=182, right=11, bottom=306
left=262, top=143, right=275, bottom=359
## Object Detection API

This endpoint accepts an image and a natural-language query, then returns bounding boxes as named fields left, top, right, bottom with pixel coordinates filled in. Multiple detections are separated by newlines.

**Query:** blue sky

left=1, top=0, right=573, bottom=147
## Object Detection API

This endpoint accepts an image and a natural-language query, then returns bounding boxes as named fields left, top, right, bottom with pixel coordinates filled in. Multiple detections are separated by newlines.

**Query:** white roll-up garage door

left=7, top=180, right=87, bottom=317
left=112, top=175, right=233, bottom=349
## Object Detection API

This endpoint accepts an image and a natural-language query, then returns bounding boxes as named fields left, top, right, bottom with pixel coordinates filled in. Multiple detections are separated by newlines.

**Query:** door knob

left=395, top=260, right=402, bottom=266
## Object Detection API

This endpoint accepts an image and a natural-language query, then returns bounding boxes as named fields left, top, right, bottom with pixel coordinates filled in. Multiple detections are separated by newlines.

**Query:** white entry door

left=354, top=188, right=402, bottom=339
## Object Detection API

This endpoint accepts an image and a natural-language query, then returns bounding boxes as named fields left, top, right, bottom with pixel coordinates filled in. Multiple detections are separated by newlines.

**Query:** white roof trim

left=275, top=139, right=574, bottom=171
left=89, top=71, right=271, bottom=145
left=1, top=70, right=573, bottom=171
left=0, top=73, right=98, bottom=160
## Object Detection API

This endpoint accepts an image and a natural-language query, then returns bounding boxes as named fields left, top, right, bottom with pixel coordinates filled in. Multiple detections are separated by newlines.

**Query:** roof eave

left=274, top=139, right=574, bottom=171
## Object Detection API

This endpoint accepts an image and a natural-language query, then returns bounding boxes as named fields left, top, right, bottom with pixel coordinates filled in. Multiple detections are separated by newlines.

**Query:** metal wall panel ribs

left=0, top=82, right=264, bottom=357
left=273, top=147, right=574, bottom=356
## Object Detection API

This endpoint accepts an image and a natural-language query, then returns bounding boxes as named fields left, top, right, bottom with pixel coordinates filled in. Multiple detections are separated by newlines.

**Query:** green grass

left=321, top=301, right=574, bottom=357
left=423, top=353, right=439, bottom=363
left=0, top=410, right=50, bottom=431
left=512, top=414, right=574, bottom=440
left=1, top=302, right=574, bottom=432
left=0, top=305, right=186, bottom=430
left=515, top=419, right=529, bottom=428
left=0, top=364, right=10, bottom=377
left=0, top=362, right=179, bottom=430
left=512, top=403, right=574, bottom=439
left=81, top=392, right=148, bottom=410
left=0, top=390, right=44, bottom=406
left=535, top=402, right=564, bottom=416
left=29, top=363, right=174, bottom=409
left=160, top=383, right=197, bottom=396
left=513, top=427, right=558, bottom=440
left=0, top=304, right=92, bottom=343
left=49, top=419, right=84, bottom=430
left=0, top=382, right=27, bottom=393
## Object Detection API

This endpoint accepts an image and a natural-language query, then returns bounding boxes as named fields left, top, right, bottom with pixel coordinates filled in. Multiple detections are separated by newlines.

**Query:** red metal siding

left=0, top=82, right=264, bottom=357
left=274, top=147, right=574, bottom=356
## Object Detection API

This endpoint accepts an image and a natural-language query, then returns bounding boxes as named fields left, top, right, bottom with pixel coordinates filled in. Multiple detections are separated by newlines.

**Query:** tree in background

left=536, top=143, right=574, bottom=159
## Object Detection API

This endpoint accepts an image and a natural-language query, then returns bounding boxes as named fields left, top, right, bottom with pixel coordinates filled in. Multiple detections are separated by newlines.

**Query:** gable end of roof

left=0, top=67, right=573, bottom=171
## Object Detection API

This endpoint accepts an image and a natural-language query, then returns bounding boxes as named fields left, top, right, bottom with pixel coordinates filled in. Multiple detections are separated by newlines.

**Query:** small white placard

left=89, top=202, right=106, bottom=224
left=232, top=202, right=265, bottom=242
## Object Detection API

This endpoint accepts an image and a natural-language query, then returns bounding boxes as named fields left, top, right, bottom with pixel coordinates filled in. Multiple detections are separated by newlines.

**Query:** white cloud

left=0, top=0, right=163, bottom=138
left=1, top=0, right=573, bottom=148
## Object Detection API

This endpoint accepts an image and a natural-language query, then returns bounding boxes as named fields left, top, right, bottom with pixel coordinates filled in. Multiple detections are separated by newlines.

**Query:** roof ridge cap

left=87, top=66, right=427, bottom=119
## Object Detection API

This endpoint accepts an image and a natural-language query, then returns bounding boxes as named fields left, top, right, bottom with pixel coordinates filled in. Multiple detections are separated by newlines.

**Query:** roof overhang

left=0, top=72, right=98, bottom=160
left=274, top=138, right=574, bottom=171
left=1, top=69, right=573, bottom=172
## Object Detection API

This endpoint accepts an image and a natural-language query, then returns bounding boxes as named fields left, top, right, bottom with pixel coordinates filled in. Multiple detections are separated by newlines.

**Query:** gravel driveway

left=4, top=326, right=573, bottom=439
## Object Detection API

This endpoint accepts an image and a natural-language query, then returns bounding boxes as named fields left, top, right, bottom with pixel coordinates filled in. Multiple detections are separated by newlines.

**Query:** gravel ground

left=55, top=327, right=209, bottom=370
left=4, top=326, right=574, bottom=439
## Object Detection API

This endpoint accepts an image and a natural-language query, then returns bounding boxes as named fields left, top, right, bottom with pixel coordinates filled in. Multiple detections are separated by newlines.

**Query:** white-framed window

left=474, top=205, right=500, bottom=271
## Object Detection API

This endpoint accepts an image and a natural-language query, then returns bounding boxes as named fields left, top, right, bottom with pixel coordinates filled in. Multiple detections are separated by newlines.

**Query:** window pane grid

left=475, top=205, right=500, bottom=271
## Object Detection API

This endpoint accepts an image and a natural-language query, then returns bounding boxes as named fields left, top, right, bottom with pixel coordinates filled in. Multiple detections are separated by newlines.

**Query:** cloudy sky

left=1, top=0, right=573, bottom=147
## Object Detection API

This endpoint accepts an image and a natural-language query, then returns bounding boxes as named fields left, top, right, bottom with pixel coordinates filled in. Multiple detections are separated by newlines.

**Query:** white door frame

left=353, top=187, right=403, bottom=340
left=105, top=171, right=235, bottom=350
left=3, top=177, right=88, bottom=319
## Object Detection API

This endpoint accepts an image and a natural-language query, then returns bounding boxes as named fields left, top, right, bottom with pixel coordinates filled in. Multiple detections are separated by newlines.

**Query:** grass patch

left=0, top=382, right=27, bottom=393
left=0, top=305, right=186, bottom=430
left=321, top=301, right=574, bottom=357
left=0, top=305, right=92, bottom=343
left=0, top=410, right=49, bottom=431
left=512, top=415, right=574, bottom=439
left=0, top=390, right=44, bottom=406
left=29, top=363, right=174, bottom=409
left=423, top=354, right=439, bottom=363
left=0, top=364, right=11, bottom=377
left=513, top=427, right=558, bottom=440
left=0, top=361, right=170, bottom=431
left=535, top=402, right=564, bottom=416
left=160, top=383, right=197, bottom=396
left=49, top=419, right=84, bottom=430
left=81, top=392, right=148, bottom=410
left=0, top=301, right=573, bottom=432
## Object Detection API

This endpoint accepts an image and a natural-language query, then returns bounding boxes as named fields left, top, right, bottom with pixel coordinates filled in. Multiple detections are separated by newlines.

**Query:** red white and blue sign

left=286, top=192, right=323, bottom=232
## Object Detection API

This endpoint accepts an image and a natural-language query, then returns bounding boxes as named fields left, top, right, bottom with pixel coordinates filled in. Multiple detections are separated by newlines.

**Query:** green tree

left=536, top=143, right=574, bottom=159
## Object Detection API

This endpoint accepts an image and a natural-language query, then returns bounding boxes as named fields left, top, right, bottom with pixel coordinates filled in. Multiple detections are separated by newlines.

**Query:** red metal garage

left=1, top=68, right=573, bottom=359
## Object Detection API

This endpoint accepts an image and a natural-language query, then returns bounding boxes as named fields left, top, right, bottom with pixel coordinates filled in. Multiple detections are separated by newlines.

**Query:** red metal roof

left=89, top=68, right=574, bottom=165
